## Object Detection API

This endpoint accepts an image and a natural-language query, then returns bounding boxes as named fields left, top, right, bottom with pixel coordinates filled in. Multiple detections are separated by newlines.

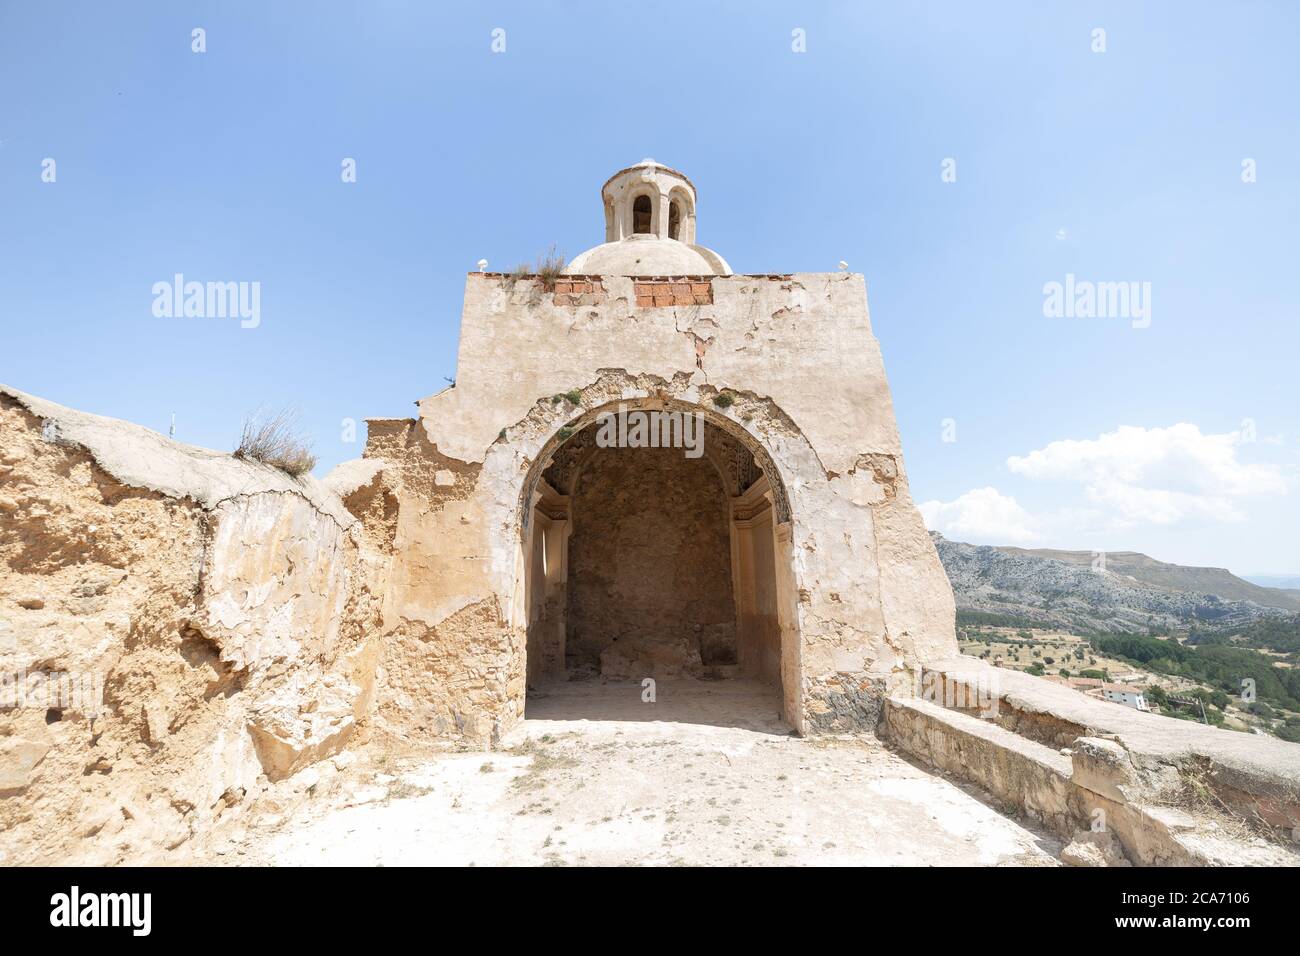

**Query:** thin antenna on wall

left=169, top=413, right=175, bottom=438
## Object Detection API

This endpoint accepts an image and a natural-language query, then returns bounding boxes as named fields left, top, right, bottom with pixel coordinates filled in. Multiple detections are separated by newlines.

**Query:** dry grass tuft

left=1148, top=762, right=1277, bottom=844
left=234, top=407, right=317, bottom=477
left=503, top=245, right=567, bottom=294
left=534, top=244, right=566, bottom=289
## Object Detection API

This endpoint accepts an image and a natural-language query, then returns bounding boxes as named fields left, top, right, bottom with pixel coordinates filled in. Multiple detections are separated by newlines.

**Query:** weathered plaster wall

left=566, top=444, right=736, bottom=674
left=419, top=274, right=904, bottom=475
left=352, top=270, right=956, bottom=739
left=346, top=419, right=521, bottom=746
left=0, top=387, right=383, bottom=863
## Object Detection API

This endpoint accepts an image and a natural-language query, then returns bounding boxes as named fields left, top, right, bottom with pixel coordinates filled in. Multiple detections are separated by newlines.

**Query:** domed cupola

left=564, top=160, right=732, bottom=276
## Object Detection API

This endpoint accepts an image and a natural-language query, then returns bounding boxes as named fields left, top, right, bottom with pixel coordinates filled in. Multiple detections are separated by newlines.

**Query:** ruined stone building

left=3, top=162, right=1297, bottom=866
left=351, top=159, right=957, bottom=742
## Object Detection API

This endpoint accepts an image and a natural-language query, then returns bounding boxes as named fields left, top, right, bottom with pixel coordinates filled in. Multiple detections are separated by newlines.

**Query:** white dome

left=559, top=161, right=732, bottom=276
left=564, top=236, right=732, bottom=276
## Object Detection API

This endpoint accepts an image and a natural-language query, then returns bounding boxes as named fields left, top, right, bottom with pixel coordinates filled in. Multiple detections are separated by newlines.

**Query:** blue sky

left=2, top=1, right=1297, bottom=575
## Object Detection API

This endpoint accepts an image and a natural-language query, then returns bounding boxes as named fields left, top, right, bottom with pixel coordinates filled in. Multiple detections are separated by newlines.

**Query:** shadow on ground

left=524, top=676, right=792, bottom=735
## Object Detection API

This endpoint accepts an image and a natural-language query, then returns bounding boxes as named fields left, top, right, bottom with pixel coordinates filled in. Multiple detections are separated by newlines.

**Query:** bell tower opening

left=669, top=200, right=682, bottom=240
left=632, top=194, right=653, bottom=235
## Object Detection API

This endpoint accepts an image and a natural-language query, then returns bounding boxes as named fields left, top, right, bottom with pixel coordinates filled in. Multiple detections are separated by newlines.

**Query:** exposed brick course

left=634, top=277, right=713, bottom=307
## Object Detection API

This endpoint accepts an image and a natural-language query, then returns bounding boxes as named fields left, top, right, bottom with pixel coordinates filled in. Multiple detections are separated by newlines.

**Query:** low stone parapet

left=884, top=657, right=1300, bottom=866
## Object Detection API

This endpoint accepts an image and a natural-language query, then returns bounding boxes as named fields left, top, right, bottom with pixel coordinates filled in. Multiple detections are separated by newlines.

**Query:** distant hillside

left=934, top=534, right=1289, bottom=635
left=994, top=547, right=1300, bottom=613
left=1243, top=574, right=1300, bottom=592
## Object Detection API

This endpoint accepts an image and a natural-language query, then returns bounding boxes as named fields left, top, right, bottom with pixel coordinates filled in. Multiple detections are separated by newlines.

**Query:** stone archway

left=518, top=398, right=800, bottom=726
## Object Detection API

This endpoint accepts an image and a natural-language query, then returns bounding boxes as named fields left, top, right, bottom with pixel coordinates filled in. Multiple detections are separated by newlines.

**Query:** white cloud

left=922, top=424, right=1289, bottom=547
left=1006, top=423, right=1286, bottom=527
left=919, top=487, right=1040, bottom=544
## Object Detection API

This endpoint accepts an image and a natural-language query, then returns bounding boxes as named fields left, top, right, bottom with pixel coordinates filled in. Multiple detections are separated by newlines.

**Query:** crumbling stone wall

left=566, top=444, right=736, bottom=675
left=338, top=417, right=522, bottom=746
left=0, top=388, right=384, bottom=863
left=349, top=268, right=959, bottom=739
left=357, top=324, right=955, bottom=737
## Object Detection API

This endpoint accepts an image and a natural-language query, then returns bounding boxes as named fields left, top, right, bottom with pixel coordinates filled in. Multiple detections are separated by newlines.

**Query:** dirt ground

left=181, top=679, right=1063, bottom=867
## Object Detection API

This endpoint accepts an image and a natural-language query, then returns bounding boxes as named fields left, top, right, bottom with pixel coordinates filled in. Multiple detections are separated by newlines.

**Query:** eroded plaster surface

left=366, top=249, right=957, bottom=737
left=418, top=272, right=901, bottom=477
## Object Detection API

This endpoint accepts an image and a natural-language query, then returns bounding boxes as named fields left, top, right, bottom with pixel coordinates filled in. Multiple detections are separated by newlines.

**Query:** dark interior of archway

left=531, top=415, right=780, bottom=688
left=568, top=443, right=735, bottom=674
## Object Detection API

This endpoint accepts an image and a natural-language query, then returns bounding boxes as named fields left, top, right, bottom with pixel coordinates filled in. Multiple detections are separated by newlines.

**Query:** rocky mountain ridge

left=934, top=534, right=1298, bottom=634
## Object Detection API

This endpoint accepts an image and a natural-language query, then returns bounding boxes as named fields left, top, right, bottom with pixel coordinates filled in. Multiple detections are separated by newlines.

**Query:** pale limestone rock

left=1070, top=736, right=1135, bottom=802
left=1142, top=805, right=1198, bottom=833
left=1061, top=829, right=1132, bottom=867
left=1060, top=840, right=1109, bottom=867
left=0, top=735, right=49, bottom=792
left=246, top=673, right=361, bottom=781
left=330, top=750, right=358, bottom=772
left=142, top=702, right=169, bottom=745
left=0, top=386, right=387, bottom=862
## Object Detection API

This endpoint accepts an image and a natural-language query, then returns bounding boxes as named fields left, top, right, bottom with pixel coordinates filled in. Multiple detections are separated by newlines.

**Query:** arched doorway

left=519, top=399, right=799, bottom=726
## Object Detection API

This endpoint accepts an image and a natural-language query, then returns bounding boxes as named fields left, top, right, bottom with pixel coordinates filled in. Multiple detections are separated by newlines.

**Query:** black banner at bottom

left=0, top=864, right=1279, bottom=941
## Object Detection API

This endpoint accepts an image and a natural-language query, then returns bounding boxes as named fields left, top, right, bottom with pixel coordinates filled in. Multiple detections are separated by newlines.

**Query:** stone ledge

left=888, top=696, right=1073, bottom=775
left=924, top=657, right=1300, bottom=831
left=883, top=694, right=1300, bottom=865
left=883, top=696, right=1075, bottom=833
left=926, top=659, right=1300, bottom=782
